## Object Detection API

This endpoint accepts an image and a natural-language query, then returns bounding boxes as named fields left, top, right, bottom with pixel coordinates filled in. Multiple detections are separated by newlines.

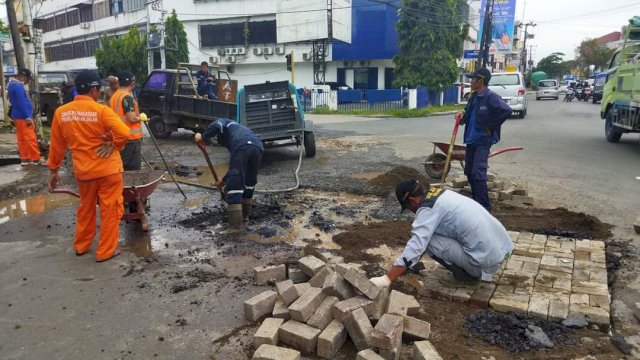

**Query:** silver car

left=536, top=79, right=559, bottom=100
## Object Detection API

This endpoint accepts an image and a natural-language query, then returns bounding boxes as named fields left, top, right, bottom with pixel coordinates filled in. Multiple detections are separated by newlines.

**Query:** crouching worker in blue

left=370, top=180, right=513, bottom=288
left=457, top=68, right=512, bottom=212
left=194, top=118, right=263, bottom=233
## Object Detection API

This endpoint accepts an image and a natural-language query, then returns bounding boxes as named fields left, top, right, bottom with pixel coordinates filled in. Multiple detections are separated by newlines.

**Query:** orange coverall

left=14, top=120, right=41, bottom=162
left=47, top=95, right=130, bottom=261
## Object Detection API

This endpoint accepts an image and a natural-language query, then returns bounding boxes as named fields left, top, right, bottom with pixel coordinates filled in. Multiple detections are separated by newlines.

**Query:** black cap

left=465, top=68, right=492, bottom=84
left=395, top=179, right=422, bottom=213
left=116, top=70, right=135, bottom=82
left=18, top=68, right=32, bottom=80
left=74, top=70, right=101, bottom=91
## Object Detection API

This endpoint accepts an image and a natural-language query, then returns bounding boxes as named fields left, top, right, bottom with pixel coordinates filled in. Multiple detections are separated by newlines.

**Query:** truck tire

left=423, top=153, right=448, bottom=180
left=518, top=110, right=525, bottom=119
left=605, top=108, right=623, bottom=143
left=303, top=131, right=316, bottom=157
left=149, top=116, right=172, bottom=138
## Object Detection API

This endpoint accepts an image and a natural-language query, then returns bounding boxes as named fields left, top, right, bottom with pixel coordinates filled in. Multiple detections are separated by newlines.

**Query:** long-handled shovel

left=196, top=139, right=225, bottom=198
left=139, top=113, right=186, bottom=200
left=439, top=114, right=462, bottom=187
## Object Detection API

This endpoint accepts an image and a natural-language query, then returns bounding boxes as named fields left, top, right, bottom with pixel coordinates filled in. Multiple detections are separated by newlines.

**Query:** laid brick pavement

left=413, top=232, right=610, bottom=328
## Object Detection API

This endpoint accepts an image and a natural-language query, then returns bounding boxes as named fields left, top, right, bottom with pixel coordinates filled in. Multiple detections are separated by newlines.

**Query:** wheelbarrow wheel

left=424, top=153, right=448, bottom=180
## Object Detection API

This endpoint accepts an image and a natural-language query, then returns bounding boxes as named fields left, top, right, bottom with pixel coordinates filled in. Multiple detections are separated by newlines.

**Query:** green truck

left=600, top=17, right=640, bottom=144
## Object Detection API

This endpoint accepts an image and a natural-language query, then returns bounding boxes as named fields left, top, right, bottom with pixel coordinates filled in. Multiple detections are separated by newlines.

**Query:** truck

left=600, top=17, right=640, bottom=144
left=137, top=64, right=315, bottom=156
left=35, top=71, right=75, bottom=123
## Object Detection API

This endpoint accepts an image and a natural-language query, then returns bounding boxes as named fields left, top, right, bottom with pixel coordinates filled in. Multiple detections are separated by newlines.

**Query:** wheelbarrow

left=423, top=142, right=523, bottom=180
left=50, top=170, right=165, bottom=231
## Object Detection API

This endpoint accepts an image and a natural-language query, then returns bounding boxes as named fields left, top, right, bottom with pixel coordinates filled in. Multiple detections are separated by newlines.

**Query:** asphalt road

left=1, top=95, right=639, bottom=359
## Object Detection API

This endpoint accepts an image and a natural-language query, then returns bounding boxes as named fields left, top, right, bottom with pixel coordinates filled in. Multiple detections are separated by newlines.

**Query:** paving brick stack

left=246, top=255, right=440, bottom=359
left=447, top=174, right=534, bottom=205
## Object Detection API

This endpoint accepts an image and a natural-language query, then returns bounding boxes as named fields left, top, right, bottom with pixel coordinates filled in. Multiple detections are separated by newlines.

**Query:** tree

left=0, top=19, right=9, bottom=32
left=576, top=38, right=614, bottom=74
left=392, top=0, right=467, bottom=90
left=164, top=9, right=189, bottom=69
left=95, top=27, right=148, bottom=84
left=534, top=52, right=568, bottom=79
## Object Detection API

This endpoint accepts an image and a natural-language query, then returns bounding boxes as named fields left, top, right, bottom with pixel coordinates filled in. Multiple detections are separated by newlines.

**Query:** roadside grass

left=310, top=104, right=464, bottom=118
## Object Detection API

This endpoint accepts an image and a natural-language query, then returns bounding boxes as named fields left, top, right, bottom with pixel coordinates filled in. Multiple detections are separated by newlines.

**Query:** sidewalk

left=0, top=132, right=46, bottom=200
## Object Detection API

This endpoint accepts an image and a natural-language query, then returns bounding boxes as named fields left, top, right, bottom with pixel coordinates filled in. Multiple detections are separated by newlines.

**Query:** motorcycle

left=581, top=86, right=592, bottom=102
left=575, top=85, right=585, bottom=101
left=564, top=88, right=575, bottom=102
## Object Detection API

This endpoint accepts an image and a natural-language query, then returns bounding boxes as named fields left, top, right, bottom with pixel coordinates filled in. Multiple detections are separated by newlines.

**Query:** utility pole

left=477, top=0, right=495, bottom=70
left=146, top=1, right=153, bottom=74
left=520, top=21, right=536, bottom=73
left=6, top=0, right=26, bottom=70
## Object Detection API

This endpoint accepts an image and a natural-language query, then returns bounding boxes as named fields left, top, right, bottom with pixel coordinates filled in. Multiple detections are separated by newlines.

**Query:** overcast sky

left=514, top=0, right=640, bottom=63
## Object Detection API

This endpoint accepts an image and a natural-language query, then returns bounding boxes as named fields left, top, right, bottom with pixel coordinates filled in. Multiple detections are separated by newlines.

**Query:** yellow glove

left=139, top=113, right=148, bottom=122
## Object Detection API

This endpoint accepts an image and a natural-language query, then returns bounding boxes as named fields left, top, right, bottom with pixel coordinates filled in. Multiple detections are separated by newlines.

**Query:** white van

left=489, top=72, right=528, bottom=119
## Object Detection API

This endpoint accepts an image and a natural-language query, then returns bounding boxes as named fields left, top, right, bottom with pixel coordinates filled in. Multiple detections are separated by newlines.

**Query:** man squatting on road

left=459, top=68, right=512, bottom=212
left=370, top=179, right=513, bottom=288
left=194, top=118, right=263, bottom=233
left=47, top=70, right=131, bottom=262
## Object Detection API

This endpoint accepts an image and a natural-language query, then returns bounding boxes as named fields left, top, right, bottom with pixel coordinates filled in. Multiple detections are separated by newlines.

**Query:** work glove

left=194, top=133, right=203, bottom=143
left=139, top=113, right=148, bottom=122
left=96, top=141, right=115, bottom=158
left=370, top=275, right=391, bottom=289
left=48, top=172, right=62, bottom=192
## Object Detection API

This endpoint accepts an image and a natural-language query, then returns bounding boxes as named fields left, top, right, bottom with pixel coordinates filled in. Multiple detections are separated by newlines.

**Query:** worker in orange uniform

left=7, top=68, right=43, bottom=165
left=109, top=70, right=142, bottom=170
left=47, top=70, right=131, bottom=262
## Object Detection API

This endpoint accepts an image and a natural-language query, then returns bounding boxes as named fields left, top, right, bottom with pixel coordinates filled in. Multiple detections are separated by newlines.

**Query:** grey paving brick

left=344, top=267, right=380, bottom=300
left=254, top=318, right=285, bottom=348
left=403, top=316, right=431, bottom=340
left=289, top=287, right=326, bottom=323
left=272, top=296, right=290, bottom=320
left=356, top=349, right=385, bottom=360
left=309, top=266, right=334, bottom=288
left=317, top=319, right=347, bottom=359
left=252, top=344, right=300, bottom=360
left=322, top=272, right=356, bottom=300
left=371, top=314, right=403, bottom=350
left=279, top=320, right=322, bottom=354
left=333, top=296, right=374, bottom=321
left=344, top=307, right=374, bottom=351
left=299, top=255, right=326, bottom=277
left=413, top=340, right=443, bottom=360
left=288, top=267, right=310, bottom=284
left=254, top=265, right=287, bottom=285
left=386, top=290, right=420, bottom=316
left=307, top=296, right=339, bottom=330
left=244, top=290, right=278, bottom=322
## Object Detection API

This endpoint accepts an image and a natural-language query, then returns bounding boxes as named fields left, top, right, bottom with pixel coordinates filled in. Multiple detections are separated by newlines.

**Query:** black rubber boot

left=242, top=198, right=253, bottom=222
left=221, top=204, right=242, bottom=234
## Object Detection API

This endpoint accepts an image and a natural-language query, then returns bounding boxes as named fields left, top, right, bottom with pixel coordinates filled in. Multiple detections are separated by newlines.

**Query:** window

left=93, top=1, right=109, bottom=20
left=490, top=74, right=521, bottom=86
left=86, top=38, right=100, bottom=56
left=79, top=5, right=94, bottom=22
left=200, top=23, right=245, bottom=47
left=110, top=0, right=124, bottom=15
left=55, top=13, right=67, bottom=29
left=73, top=42, right=87, bottom=58
left=67, top=9, right=80, bottom=27
left=538, top=80, right=557, bottom=88
left=144, top=72, right=169, bottom=90
left=124, top=0, right=145, bottom=12
left=248, top=21, right=276, bottom=44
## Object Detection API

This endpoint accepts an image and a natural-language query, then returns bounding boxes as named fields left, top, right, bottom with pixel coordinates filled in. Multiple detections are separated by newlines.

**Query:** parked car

left=558, top=81, right=569, bottom=94
left=591, top=72, right=607, bottom=104
left=454, top=82, right=472, bottom=101
left=489, top=72, right=528, bottom=119
left=536, top=79, right=559, bottom=100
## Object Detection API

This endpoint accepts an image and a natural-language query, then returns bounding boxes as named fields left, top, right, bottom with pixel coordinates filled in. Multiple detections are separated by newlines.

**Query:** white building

left=31, top=0, right=405, bottom=89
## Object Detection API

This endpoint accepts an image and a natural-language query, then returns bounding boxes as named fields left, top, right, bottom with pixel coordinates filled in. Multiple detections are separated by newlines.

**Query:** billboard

left=276, top=0, right=352, bottom=44
left=477, top=0, right=516, bottom=54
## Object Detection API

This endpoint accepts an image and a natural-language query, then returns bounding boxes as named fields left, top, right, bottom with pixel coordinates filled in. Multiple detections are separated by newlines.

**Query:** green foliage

left=576, top=38, right=615, bottom=73
left=95, top=27, right=148, bottom=84
left=0, top=19, right=9, bottom=33
left=392, top=0, right=466, bottom=90
left=164, top=10, right=189, bottom=69
left=311, top=104, right=464, bottom=118
left=534, top=52, right=569, bottom=79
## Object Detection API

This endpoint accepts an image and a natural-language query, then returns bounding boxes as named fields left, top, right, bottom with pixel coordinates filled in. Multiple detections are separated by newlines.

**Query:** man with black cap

left=109, top=70, right=142, bottom=170
left=456, top=68, right=512, bottom=212
left=369, top=179, right=513, bottom=288
left=7, top=68, right=43, bottom=165
left=47, top=70, right=131, bottom=262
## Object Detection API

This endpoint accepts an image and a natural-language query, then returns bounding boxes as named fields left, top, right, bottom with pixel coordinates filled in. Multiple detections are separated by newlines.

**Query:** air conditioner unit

left=231, top=48, right=238, bottom=55
left=302, top=52, right=312, bottom=61
left=274, top=45, right=285, bottom=55
left=236, top=47, right=246, bottom=55
left=263, top=47, right=274, bottom=55
left=225, top=48, right=233, bottom=55
left=253, top=47, right=263, bottom=56
left=227, top=56, right=236, bottom=63
left=217, top=48, right=226, bottom=56
left=80, top=22, right=90, bottom=29
left=209, top=56, right=218, bottom=64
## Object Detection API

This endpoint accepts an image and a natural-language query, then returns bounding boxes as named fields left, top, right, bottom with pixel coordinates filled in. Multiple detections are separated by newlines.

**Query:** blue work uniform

left=395, top=188, right=513, bottom=281
left=462, top=88, right=512, bottom=211
left=195, top=69, right=218, bottom=100
left=202, top=118, right=263, bottom=204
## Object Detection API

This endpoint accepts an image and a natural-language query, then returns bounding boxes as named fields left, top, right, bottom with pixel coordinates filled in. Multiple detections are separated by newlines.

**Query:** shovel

left=439, top=114, right=462, bottom=187
left=196, top=138, right=225, bottom=198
